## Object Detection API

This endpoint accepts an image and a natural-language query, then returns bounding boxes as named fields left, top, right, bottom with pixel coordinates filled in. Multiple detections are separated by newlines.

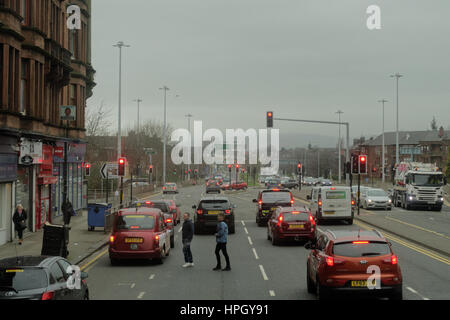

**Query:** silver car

left=362, top=189, right=392, bottom=210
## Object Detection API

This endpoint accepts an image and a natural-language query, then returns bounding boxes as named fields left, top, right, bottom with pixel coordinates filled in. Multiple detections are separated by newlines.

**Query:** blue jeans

left=183, top=240, right=193, bottom=263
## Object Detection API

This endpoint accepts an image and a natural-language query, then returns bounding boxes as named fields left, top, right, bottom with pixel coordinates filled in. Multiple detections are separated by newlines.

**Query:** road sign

left=144, top=148, right=156, bottom=155
left=101, top=163, right=119, bottom=179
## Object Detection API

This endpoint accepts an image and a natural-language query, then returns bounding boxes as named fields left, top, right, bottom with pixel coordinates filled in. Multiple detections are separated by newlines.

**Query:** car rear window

left=116, top=215, right=155, bottom=230
left=332, top=242, right=391, bottom=257
left=325, top=191, right=347, bottom=200
left=0, top=268, right=48, bottom=291
left=282, top=212, right=309, bottom=221
left=199, top=200, right=229, bottom=210
left=149, top=202, right=169, bottom=213
left=261, top=191, right=291, bottom=203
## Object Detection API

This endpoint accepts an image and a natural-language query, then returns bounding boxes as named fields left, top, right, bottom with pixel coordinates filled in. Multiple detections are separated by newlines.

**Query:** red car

left=231, top=181, right=248, bottom=190
left=221, top=183, right=232, bottom=191
left=109, top=207, right=171, bottom=265
left=305, top=229, right=402, bottom=300
left=164, top=200, right=181, bottom=225
left=267, top=206, right=316, bottom=245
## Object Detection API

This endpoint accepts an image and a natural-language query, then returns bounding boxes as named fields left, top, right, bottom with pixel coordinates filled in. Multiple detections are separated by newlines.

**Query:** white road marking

left=244, top=227, right=249, bottom=234
left=131, top=283, right=135, bottom=289
left=137, top=292, right=146, bottom=299
left=241, top=221, right=246, bottom=226
left=269, top=290, right=275, bottom=297
left=259, top=265, right=269, bottom=280
left=406, top=286, right=430, bottom=300
left=149, top=274, right=155, bottom=280
left=252, top=248, right=259, bottom=260
left=178, top=227, right=182, bottom=233
left=248, top=236, right=253, bottom=246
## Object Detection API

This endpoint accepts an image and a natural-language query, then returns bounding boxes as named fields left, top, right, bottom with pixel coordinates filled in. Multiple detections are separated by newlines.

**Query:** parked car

left=305, top=229, right=402, bottom=300
left=109, top=207, right=171, bottom=265
left=0, top=256, right=89, bottom=300
left=163, top=183, right=178, bottom=194
left=267, top=206, right=316, bottom=245
left=192, top=196, right=236, bottom=234
left=308, top=186, right=353, bottom=225
left=206, top=180, right=221, bottom=194
left=362, top=189, right=392, bottom=210
left=253, top=189, right=294, bottom=226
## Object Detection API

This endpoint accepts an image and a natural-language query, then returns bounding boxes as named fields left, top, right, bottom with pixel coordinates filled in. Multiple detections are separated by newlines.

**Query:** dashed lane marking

left=137, top=292, right=146, bottom=299
left=406, top=287, right=430, bottom=300
left=269, top=290, right=276, bottom=297
left=252, top=248, right=259, bottom=260
left=259, top=265, right=269, bottom=281
left=149, top=274, right=155, bottom=280
left=248, top=236, right=253, bottom=246
left=244, top=227, right=249, bottom=234
left=241, top=221, right=246, bottom=226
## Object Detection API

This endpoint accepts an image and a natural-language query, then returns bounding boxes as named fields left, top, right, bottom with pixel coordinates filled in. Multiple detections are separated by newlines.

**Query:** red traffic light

left=360, top=156, right=366, bottom=163
left=85, top=163, right=91, bottom=169
left=236, top=164, right=240, bottom=169
left=119, top=158, right=125, bottom=165
left=297, top=163, right=302, bottom=168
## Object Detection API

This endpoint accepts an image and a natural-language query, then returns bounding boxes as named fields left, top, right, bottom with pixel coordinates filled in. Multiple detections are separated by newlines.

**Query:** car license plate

left=208, top=211, right=221, bottom=215
left=351, top=280, right=377, bottom=287
left=427, top=201, right=435, bottom=204
left=324, top=211, right=335, bottom=215
left=289, top=224, right=304, bottom=229
left=125, top=238, right=143, bottom=243
left=262, top=210, right=269, bottom=214
left=130, top=244, right=138, bottom=250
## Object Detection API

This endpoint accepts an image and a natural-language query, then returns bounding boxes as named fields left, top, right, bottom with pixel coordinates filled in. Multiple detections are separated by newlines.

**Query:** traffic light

left=297, top=162, right=302, bottom=174
left=266, top=111, right=273, bottom=128
left=149, top=165, right=153, bottom=174
left=228, top=165, right=232, bottom=172
left=359, top=155, right=368, bottom=174
left=173, top=168, right=176, bottom=175
left=236, top=164, right=240, bottom=170
left=118, top=158, right=126, bottom=176
left=351, top=155, right=359, bottom=174
left=345, top=162, right=351, bottom=175
left=85, top=163, right=91, bottom=177
left=372, top=167, right=377, bottom=173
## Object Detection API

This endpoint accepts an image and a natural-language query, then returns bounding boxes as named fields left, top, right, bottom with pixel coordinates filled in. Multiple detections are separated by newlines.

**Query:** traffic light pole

left=120, top=177, right=123, bottom=208
left=106, top=171, right=109, bottom=204
left=357, top=174, right=361, bottom=216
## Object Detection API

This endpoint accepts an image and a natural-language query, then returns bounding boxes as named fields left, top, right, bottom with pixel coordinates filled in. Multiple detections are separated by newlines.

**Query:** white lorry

left=393, top=162, right=447, bottom=211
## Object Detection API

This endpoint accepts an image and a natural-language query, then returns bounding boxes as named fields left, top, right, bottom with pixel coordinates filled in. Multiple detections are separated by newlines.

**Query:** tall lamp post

left=159, top=86, right=170, bottom=185
left=390, top=73, right=403, bottom=166
left=379, top=99, right=388, bottom=183
left=133, top=98, right=143, bottom=133
left=336, top=110, right=344, bottom=184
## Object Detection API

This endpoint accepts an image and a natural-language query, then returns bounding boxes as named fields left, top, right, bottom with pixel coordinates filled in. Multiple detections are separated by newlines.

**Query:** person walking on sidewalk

left=213, top=213, right=231, bottom=271
left=182, top=212, right=194, bottom=268
left=13, top=204, right=27, bottom=245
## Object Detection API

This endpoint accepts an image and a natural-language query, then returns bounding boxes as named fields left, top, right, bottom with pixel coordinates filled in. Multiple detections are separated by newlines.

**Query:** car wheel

left=306, top=265, right=316, bottom=294
left=271, top=234, right=280, bottom=246
left=84, top=291, right=90, bottom=300
left=316, top=277, right=329, bottom=300
left=347, top=218, right=353, bottom=225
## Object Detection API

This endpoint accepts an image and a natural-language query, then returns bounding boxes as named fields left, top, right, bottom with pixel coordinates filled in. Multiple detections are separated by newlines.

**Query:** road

left=81, top=185, right=450, bottom=300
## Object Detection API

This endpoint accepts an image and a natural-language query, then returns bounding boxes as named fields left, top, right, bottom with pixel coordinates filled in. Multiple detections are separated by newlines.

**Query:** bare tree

left=86, top=101, right=112, bottom=137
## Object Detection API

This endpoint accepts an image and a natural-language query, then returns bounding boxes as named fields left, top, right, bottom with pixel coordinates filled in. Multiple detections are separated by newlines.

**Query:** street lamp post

left=336, top=110, right=343, bottom=184
left=390, top=73, right=403, bottom=166
left=379, top=99, right=388, bottom=183
left=159, top=86, right=170, bottom=185
left=133, top=98, right=143, bottom=133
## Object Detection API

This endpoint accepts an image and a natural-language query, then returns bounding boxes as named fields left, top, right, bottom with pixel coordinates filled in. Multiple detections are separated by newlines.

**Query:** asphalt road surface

left=82, top=185, right=450, bottom=300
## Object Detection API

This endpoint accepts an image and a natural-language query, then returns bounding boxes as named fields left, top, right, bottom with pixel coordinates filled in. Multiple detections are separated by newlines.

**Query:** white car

left=308, top=186, right=353, bottom=225
left=362, top=189, right=392, bottom=210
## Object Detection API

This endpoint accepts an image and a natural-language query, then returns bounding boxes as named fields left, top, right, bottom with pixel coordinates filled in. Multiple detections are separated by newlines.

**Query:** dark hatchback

left=253, top=189, right=294, bottom=226
left=192, top=196, right=236, bottom=234
left=0, top=256, right=89, bottom=300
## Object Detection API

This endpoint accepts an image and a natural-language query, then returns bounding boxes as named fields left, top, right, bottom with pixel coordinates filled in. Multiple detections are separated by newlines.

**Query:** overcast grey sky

left=89, top=0, right=450, bottom=147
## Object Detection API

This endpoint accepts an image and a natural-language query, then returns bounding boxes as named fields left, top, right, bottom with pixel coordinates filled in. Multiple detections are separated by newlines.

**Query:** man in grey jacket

left=213, top=213, right=231, bottom=271
left=182, top=212, right=195, bottom=268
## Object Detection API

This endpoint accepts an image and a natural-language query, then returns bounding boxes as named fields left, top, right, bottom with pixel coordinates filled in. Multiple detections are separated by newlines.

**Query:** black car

left=0, top=256, right=89, bottom=300
left=281, top=179, right=299, bottom=189
left=253, top=189, right=294, bottom=226
left=266, top=179, right=282, bottom=189
left=192, top=196, right=236, bottom=234
left=206, top=180, right=221, bottom=194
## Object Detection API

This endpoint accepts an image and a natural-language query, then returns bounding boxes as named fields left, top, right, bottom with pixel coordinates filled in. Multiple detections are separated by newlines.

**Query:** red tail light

left=352, top=241, right=369, bottom=244
left=145, top=201, right=151, bottom=205
left=384, top=255, right=398, bottom=265
left=154, top=234, right=160, bottom=247
left=197, top=210, right=203, bottom=215
left=225, top=210, right=231, bottom=214
left=258, top=200, right=262, bottom=205
left=162, top=187, right=166, bottom=190
left=277, top=215, right=284, bottom=227
left=318, top=200, right=322, bottom=207
left=326, top=256, right=334, bottom=266
left=165, top=218, right=172, bottom=224
left=109, top=235, right=115, bottom=244
left=309, top=215, right=315, bottom=226
left=272, top=188, right=280, bottom=191
left=290, top=199, right=294, bottom=205
left=351, top=200, right=355, bottom=206
left=130, top=226, right=140, bottom=229
left=41, top=291, right=54, bottom=300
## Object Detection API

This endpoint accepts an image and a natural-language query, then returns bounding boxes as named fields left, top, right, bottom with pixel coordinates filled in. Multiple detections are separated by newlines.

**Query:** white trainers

left=189, top=263, right=194, bottom=267
left=182, top=263, right=190, bottom=268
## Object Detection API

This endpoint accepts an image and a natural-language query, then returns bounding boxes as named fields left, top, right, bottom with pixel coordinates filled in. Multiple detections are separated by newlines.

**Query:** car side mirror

left=81, top=271, right=88, bottom=280
left=304, top=241, right=316, bottom=250
left=252, top=199, right=257, bottom=203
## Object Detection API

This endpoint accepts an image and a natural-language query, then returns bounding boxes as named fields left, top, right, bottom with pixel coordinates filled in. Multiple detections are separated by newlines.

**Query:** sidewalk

left=0, top=210, right=109, bottom=265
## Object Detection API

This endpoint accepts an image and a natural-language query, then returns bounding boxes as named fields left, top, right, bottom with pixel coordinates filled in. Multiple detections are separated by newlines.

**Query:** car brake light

left=384, top=255, right=398, bottom=265
left=145, top=201, right=151, bottom=205
left=154, top=234, right=159, bottom=247
left=225, top=210, right=231, bottom=214
left=290, top=199, right=294, bottom=205
left=258, top=200, right=262, bottom=205
left=41, top=291, right=54, bottom=300
left=351, top=200, right=355, bottom=205
left=352, top=241, right=369, bottom=244
left=109, top=235, right=115, bottom=243
left=197, top=210, right=203, bottom=215
left=163, top=187, right=166, bottom=190
left=165, top=218, right=172, bottom=224
left=277, top=215, right=283, bottom=227
left=130, top=226, right=140, bottom=229
left=326, top=256, right=334, bottom=266
left=309, top=215, right=315, bottom=226
left=272, top=188, right=279, bottom=191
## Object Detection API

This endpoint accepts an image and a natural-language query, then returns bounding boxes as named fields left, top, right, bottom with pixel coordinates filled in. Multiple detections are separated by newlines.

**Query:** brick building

left=0, top=0, right=95, bottom=245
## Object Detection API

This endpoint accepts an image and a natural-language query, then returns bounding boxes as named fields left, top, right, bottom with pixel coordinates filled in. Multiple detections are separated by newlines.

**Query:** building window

left=0, top=44, right=3, bottom=107
left=70, top=84, right=77, bottom=106
left=20, top=58, right=28, bottom=114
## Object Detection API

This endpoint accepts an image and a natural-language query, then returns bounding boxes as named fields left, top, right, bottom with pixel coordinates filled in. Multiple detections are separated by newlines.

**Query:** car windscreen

left=368, top=190, right=387, bottom=197
left=0, top=268, right=48, bottom=291
left=199, top=200, right=230, bottom=210
left=325, top=191, right=347, bottom=200
left=116, top=215, right=155, bottom=230
left=261, top=191, right=291, bottom=203
left=282, top=212, right=309, bottom=221
left=332, top=241, right=391, bottom=257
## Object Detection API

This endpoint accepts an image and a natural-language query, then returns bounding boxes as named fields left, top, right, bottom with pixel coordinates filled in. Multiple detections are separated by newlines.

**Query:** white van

left=307, top=186, right=353, bottom=225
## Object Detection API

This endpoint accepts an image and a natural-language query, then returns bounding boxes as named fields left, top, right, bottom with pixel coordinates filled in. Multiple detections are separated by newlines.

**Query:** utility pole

left=159, top=86, right=170, bottom=185
left=133, top=98, right=143, bottom=133
left=336, top=110, right=344, bottom=184
left=390, top=73, right=403, bottom=166
left=379, top=99, right=388, bottom=183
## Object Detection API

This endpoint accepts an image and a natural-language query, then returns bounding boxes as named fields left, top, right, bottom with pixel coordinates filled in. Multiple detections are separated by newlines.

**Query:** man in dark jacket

left=13, top=204, right=27, bottom=245
left=213, top=213, right=231, bottom=271
left=182, top=212, right=194, bottom=267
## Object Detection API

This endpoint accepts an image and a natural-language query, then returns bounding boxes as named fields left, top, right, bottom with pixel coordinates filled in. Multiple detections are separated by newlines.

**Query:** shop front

left=0, top=136, right=18, bottom=246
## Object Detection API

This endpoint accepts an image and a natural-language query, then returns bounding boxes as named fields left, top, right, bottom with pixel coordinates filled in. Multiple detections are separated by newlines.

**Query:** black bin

left=41, top=224, right=69, bottom=258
